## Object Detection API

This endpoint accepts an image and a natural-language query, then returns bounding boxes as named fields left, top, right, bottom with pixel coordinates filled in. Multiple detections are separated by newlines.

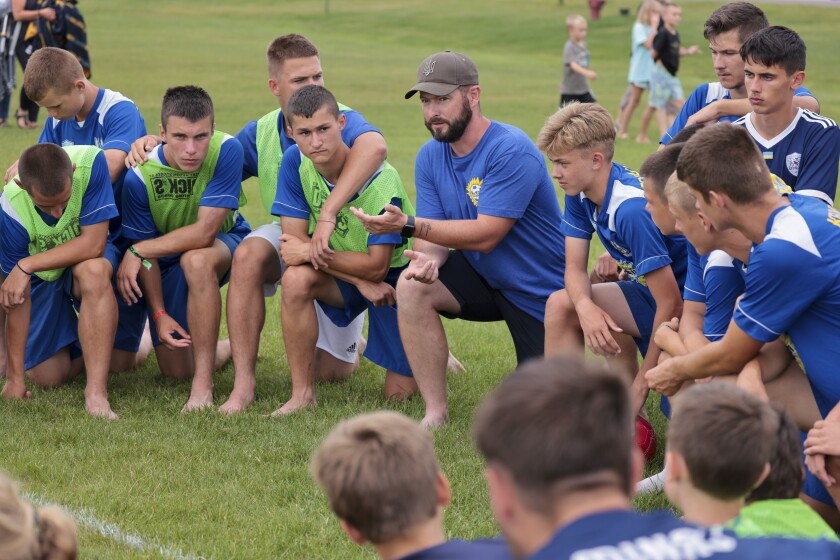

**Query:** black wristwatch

left=401, top=215, right=416, bottom=238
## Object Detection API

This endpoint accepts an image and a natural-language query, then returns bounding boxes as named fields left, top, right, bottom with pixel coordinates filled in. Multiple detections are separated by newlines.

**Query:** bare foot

left=420, top=412, right=449, bottom=430
left=635, top=135, right=650, bottom=144
left=269, top=396, right=315, bottom=417
left=384, top=370, right=418, bottom=401
left=85, top=395, right=118, bottom=421
left=446, top=352, right=466, bottom=373
left=214, top=339, right=232, bottom=371
left=218, top=386, right=255, bottom=415
left=182, top=391, right=214, bottom=413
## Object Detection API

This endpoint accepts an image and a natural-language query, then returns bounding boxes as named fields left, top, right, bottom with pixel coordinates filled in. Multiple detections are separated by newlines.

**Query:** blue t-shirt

left=270, top=145, right=403, bottom=250
left=661, top=83, right=815, bottom=145
left=562, top=163, right=687, bottom=289
left=0, top=151, right=118, bottom=281
left=734, top=195, right=840, bottom=417
left=683, top=246, right=746, bottom=342
left=528, top=510, right=840, bottom=560
left=734, top=109, right=840, bottom=205
left=121, top=136, right=248, bottom=267
left=414, top=121, right=566, bottom=321
left=39, top=87, right=147, bottom=245
left=398, top=539, right=512, bottom=560
left=236, top=106, right=380, bottom=182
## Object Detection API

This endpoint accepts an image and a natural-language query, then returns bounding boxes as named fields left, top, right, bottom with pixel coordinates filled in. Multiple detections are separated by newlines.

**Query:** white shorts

left=245, top=221, right=364, bottom=364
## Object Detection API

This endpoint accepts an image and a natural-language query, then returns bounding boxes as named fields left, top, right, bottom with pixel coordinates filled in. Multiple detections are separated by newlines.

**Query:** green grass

left=0, top=0, right=838, bottom=557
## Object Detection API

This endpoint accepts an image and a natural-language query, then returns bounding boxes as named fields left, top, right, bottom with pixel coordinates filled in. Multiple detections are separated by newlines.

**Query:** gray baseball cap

left=405, top=51, right=479, bottom=99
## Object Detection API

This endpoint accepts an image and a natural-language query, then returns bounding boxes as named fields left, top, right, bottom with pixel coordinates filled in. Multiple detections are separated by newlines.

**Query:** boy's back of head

left=747, top=405, right=803, bottom=502
left=669, top=383, right=777, bottom=501
left=703, top=2, right=768, bottom=43
left=473, top=356, right=634, bottom=514
left=537, top=103, right=616, bottom=161
left=310, top=411, right=440, bottom=544
left=23, top=47, right=86, bottom=102
left=740, top=25, right=806, bottom=75
left=677, top=124, right=772, bottom=204
left=640, top=142, right=685, bottom=200
left=17, top=144, right=73, bottom=197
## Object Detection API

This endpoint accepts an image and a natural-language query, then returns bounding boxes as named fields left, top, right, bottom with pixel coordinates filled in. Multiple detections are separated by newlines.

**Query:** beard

left=424, top=95, right=472, bottom=143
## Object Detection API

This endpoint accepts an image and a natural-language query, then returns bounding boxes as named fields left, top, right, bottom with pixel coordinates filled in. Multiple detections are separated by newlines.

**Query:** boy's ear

left=708, top=190, right=727, bottom=209
left=591, top=151, right=606, bottom=170
left=73, top=78, right=86, bottom=93
left=339, top=519, right=368, bottom=546
left=268, top=78, right=280, bottom=97
left=753, top=462, right=771, bottom=490
left=338, top=113, right=346, bottom=131
left=665, top=450, right=684, bottom=483
left=790, top=70, right=805, bottom=90
left=436, top=471, right=452, bottom=508
left=158, top=123, right=166, bottom=138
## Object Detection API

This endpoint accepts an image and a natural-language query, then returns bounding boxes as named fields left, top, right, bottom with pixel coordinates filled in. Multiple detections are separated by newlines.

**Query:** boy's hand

left=1, top=379, right=30, bottom=400
left=125, top=135, right=163, bottom=167
left=403, top=250, right=439, bottom=284
left=156, top=314, right=192, bottom=351
left=576, top=298, right=623, bottom=356
left=4, top=160, right=19, bottom=183
left=0, top=264, right=31, bottom=311
left=279, top=233, right=313, bottom=267
left=645, top=357, right=686, bottom=396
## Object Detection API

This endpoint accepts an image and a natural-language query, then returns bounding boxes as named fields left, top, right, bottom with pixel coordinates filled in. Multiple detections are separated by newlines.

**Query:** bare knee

left=155, top=346, right=193, bottom=380
left=384, top=370, right=418, bottom=401
left=395, top=272, right=434, bottom=309
left=313, top=349, right=356, bottom=382
left=545, top=289, right=576, bottom=330
left=280, top=265, right=318, bottom=304
left=230, top=239, right=277, bottom=286
left=73, top=258, right=113, bottom=298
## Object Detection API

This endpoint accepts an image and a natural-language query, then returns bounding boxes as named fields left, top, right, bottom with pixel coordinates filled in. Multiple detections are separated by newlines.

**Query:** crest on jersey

left=423, top=59, right=436, bottom=76
left=466, top=177, right=482, bottom=206
left=61, top=139, right=74, bottom=147
left=786, top=152, right=801, bottom=177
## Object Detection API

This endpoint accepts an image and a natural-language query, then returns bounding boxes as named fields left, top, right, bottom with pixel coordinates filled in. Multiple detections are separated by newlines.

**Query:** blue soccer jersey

left=236, top=106, right=380, bottom=182
left=683, top=246, right=746, bottom=342
left=0, top=151, right=117, bottom=278
left=398, top=539, right=512, bottom=560
left=121, top=136, right=250, bottom=268
left=528, top=510, right=840, bottom=560
left=562, top=163, right=687, bottom=289
left=414, top=120, right=566, bottom=321
left=734, top=109, right=840, bottom=205
left=734, top=195, right=840, bottom=417
left=662, top=83, right=815, bottom=144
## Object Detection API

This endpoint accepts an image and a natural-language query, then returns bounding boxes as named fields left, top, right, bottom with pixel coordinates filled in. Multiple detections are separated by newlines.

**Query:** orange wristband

left=152, top=310, right=167, bottom=322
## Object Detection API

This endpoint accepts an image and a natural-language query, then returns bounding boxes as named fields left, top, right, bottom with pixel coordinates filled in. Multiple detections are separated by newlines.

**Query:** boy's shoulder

left=398, top=539, right=512, bottom=560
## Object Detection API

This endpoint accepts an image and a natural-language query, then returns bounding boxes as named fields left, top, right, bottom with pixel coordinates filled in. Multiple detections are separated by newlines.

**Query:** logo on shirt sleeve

left=785, top=152, right=801, bottom=177
left=466, top=177, right=482, bottom=206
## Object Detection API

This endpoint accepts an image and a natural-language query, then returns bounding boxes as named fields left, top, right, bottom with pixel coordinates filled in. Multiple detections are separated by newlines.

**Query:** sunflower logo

left=466, top=177, right=482, bottom=206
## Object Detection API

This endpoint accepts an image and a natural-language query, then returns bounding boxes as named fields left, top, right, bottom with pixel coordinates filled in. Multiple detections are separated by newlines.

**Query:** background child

left=560, top=15, right=597, bottom=106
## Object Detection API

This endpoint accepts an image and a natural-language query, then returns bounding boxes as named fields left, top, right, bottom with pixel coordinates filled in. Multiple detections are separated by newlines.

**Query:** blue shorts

left=616, top=280, right=656, bottom=356
left=148, top=230, right=245, bottom=347
left=318, top=267, right=412, bottom=376
left=24, top=243, right=121, bottom=370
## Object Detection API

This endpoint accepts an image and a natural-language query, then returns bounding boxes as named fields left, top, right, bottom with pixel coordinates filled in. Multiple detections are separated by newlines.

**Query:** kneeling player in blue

left=646, top=124, right=840, bottom=530
left=538, top=103, right=685, bottom=415
left=312, top=411, right=511, bottom=560
left=270, top=85, right=413, bottom=416
left=473, top=356, right=840, bottom=560
left=117, top=86, right=250, bottom=413
left=0, top=144, right=120, bottom=419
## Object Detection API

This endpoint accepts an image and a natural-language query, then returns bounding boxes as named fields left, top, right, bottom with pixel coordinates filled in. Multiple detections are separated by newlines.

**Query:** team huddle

left=2, top=1, right=840, bottom=557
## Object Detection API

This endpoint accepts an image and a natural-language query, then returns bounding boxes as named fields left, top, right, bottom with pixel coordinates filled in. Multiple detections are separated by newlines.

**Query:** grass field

left=1, top=0, right=839, bottom=557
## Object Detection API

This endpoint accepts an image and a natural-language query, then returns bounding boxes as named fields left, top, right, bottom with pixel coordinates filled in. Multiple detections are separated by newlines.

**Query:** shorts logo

left=423, top=59, right=436, bottom=76
left=346, top=342, right=357, bottom=354
left=466, top=177, right=482, bottom=206
left=786, top=152, right=801, bottom=177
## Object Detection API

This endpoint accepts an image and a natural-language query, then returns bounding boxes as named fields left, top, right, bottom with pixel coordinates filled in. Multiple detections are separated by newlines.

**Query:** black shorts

left=560, top=92, right=596, bottom=106
left=437, top=251, right=545, bottom=364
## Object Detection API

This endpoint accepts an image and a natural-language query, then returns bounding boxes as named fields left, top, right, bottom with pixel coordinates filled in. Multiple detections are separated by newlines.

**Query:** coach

left=352, top=51, right=566, bottom=427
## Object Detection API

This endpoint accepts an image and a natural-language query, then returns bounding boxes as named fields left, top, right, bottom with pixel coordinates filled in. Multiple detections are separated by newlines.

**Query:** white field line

left=24, top=493, right=208, bottom=560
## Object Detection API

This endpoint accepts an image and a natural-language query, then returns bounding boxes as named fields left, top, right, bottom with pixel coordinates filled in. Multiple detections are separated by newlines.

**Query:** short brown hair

left=267, top=34, right=319, bottom=78
left=537, top=103, right=615, bottom=161
left=669, top=383, right=777, bottom=500
left=663, top=172, right=697, bottom=214
left=473, top=356, right=634, bottom=514
left=747, top=405, right=803, bottom=502
left=676, top=124, right=772, bottom=204
left=0, top=475, right=77, bottom=560
left=23, top=47, right=85, bottom=102
left=18, top=144, right=73, bottom=197
left=703, top=2, right=769, bottom=43
left=160, top=86, right=214, bottom=128
left=639, top=143, right=685, bottom=201
left=310, top=412, right=439, bottom=544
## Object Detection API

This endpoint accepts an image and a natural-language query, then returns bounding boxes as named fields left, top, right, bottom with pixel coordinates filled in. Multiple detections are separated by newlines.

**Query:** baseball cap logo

left=423, top=59, right=436, bottom=76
